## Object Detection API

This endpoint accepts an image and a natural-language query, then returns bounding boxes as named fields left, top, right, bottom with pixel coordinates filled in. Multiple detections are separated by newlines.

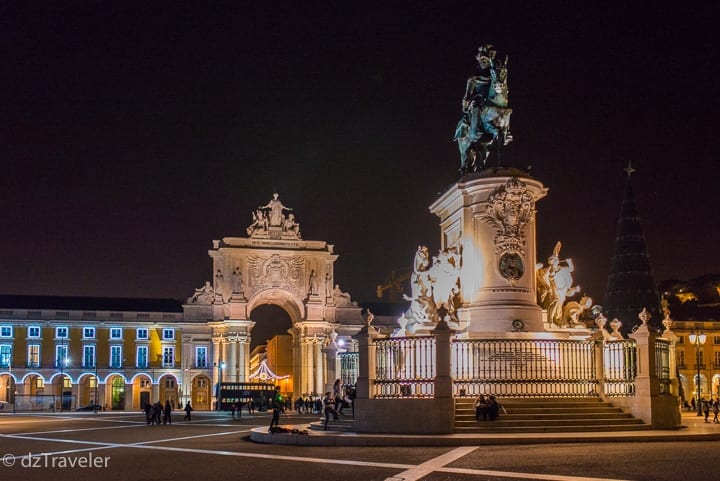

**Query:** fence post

left=660, top=316, right=680, bottom=400
left=628, top=309, right=681, bottom=428
left=432, top=319, right=453, bottom=399
left=354, top=316, right=379, bottom=400
left=323, top=336, right=340, bottom=394
left=592, top=337, right=606, bottom=400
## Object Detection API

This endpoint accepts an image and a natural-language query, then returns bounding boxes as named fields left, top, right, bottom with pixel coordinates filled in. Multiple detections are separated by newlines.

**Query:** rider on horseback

left=455, top=44, right=513, bottom=174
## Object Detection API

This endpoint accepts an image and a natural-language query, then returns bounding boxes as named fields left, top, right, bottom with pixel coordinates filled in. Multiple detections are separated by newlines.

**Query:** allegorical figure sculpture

left=246, top=193, right=302, bottom=239
left=455, top=44, right=513, bottom=174
left=332, top=284, right=357, bottom=307
left=260, top=193, right=292, bottom=227
left=308, top=269, right=318, bottom=296
left=187, top=281, right=214, bottom=304
left=396, top=245, right=462, bottom=335
left=536, top=242, right=581, bottom=326
left=231, top=266, right=243, bottom=294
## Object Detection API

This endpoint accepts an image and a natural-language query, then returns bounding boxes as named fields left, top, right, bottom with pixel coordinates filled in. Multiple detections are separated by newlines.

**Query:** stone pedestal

left=429, top=172, right=547, bottom=334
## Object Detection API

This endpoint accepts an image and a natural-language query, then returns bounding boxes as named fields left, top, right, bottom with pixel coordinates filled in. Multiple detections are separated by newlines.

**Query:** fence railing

left=602, top=339, right=637, bottom=397
left=339, top=352, right=358, bottom=387
left=654, top=338, right=671, bottom=394
left=363, top=335, right=646, bottom=399
left=374, top=336, right=435, bottom=398
left=453, top=339, right=598, bottom=398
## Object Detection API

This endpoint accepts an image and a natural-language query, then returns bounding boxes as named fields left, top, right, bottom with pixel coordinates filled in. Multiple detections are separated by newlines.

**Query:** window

left=0, top=326, right=13, bottom=338
left=110, top=345, right=122, bottom=368
left=140, top=379, right=151, bottom=388
left=162, top=346, right=174, bottom=367
left=677, top=350, right=685, bottom=367
left=0, top=345, right=11, bottom=368
left=56, top=344, right=69, bottom=367
left=195, top=346, right=208, bottom=368
left=136, top=328, right=149, bottom=340
left=56, top=327, right=69, bottom=339
left=165, top=378, right=175, bottom=388
left=28, top=326, right=41, bottom=338
left=83, top=327, right=96, bottom=339
left=714, top=351, right=720, bottom=367
left=162, top=328, right=174, bottom=340
left=137, top=346, right=148, bottom=368
left=714, top=336, right=720, bottom=345
left=109, top=328, right=122, bottom=339
left=196, top=378, right=207, bottom=388
left=27, top=344, right=40, bottom=368
left=83, top=345, right=95, bottom=368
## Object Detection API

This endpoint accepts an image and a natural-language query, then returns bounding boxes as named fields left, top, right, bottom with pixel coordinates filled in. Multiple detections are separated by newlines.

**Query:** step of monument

left=455, top=417, right=645, bottom=428
left=454, top=422, right=652, bottom=434
left=456, top=397, right=613, bottom=408
left=308, top=417, right=356, bottom=432
left=456, top=408, right=628, bottom=418
left=455, top=411, right=634, bottom=421
left=454, top=397, right=649, bottom=433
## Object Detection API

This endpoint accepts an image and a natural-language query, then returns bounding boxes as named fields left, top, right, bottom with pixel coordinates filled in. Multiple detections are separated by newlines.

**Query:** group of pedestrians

left=293, top=393, right=326, bottom=414
left=699, top=397, right=720, bottom=423
left=143, top=400, right=194, bottom=425
left=473, top=394, right=503, bottom=421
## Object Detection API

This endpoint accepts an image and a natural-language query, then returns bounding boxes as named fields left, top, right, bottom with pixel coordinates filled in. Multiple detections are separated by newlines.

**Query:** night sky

left=2, top=3, right=719, bottom=309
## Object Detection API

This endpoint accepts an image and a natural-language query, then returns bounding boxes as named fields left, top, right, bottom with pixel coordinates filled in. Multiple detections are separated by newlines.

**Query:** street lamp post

left=216, top=362, right=225, bottom=411
left=58, top=339, right=68, bottom=412
left=689, top=332, right=707, bottom=416
left=94, top=361, right=99, bottom=413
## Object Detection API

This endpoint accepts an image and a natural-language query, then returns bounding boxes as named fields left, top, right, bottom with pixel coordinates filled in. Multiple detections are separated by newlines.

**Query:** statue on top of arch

left=246, top=193, right=301, bottom=239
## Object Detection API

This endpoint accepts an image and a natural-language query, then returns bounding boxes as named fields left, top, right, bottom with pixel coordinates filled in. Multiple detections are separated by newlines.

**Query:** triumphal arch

left=183, top=194, right=363, bottom=398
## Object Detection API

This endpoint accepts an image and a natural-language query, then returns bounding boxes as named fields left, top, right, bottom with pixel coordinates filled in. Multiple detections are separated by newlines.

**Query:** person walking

left=332, top=379, right=344, bottom=414
left=183, top=401, right=193, bottom=422
left=152, top=402, right=162, bottom=426
left=163, top=400, right=173, bottom=425
left=323, top=391, right=339, bottom=430
left=144, top=402, right=153, bottom=425
left=702, top=398, right=710, bottom=423
left=713, top=398, right=719, bottom=423
left=268, top=386, right=284, bottom=433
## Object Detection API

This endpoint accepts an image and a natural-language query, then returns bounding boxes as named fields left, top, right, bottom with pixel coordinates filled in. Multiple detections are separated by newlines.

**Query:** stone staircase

left=308, top=414, right=356, bottom=432
left=455, top=397, right=651, bottom=433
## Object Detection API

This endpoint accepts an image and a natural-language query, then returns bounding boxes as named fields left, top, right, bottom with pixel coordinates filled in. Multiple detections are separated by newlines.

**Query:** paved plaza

left=0, top=410, right=718, bottom=481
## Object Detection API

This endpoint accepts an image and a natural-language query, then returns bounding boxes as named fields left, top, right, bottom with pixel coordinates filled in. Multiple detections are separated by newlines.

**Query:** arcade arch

left=0, top=373, right=15, bottom=403
left=76, top=372, right=101, bottom=407
left=190, top=374, right=211, bottom=410
left=249, top=304, right=293, bottom=350
left=158, top=374, right=180, bottom=408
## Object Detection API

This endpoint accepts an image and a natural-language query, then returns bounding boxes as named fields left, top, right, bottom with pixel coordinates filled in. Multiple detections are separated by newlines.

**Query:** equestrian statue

left=455, top=44, right=513, bottom=174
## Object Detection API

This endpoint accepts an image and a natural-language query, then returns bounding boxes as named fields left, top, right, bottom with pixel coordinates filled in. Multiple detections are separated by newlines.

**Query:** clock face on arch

left=499, top=252, right=524, bottom=281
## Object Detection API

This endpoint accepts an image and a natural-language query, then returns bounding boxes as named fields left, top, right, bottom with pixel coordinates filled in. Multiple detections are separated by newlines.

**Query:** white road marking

left=385, top=446, right=633, bottom=481
left=2, top=426, right=635, bottom=481
left=384, top=446, right=477, bottom=481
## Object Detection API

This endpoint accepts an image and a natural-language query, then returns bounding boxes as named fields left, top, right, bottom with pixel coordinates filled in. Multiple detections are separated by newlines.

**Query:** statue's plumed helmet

left=478, top=44, right=495, bottom=56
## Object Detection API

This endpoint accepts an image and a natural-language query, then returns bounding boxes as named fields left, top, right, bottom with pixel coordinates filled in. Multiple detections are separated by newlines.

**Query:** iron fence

left=655, top=338, right=671, bottom=394
left=374, top=336, right=435, bottom=398
left=339, top=351, right=358, bottom=387
left=602, top=339, right=637, bottom=397
left=453, top=339, right=598, bottom=398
